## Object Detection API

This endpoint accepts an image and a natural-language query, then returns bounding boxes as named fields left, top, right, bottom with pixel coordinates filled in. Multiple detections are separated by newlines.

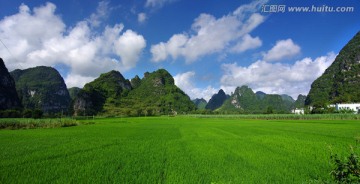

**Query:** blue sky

left=0, top=0, right=359, bottom=100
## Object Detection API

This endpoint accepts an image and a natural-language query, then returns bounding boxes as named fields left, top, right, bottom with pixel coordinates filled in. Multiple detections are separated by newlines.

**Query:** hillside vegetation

left=116, top=69, right=195, bottom=115
left=192, top=98, right=207, bottom=110
left=73, top=70, right=132, bottom=116
left=306, top=31, right=360, bottom=106
left=74, top=69, right=195, bottom=116
left=205, top=89, right=229, bottom=110
left=10, top=66, right=71, bottom=114
left=217, top=86, right=295, bottom=114
left=0, top=58, right=21, bottom=110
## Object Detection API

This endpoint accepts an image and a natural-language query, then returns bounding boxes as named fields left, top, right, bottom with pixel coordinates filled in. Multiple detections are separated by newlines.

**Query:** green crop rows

left=1, top=117, right=359, bottom=183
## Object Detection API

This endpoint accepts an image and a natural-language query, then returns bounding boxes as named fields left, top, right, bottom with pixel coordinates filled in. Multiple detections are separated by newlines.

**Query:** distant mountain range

left=192, top=98, right=207, bottom=110
left=1, top=64, right=196, bottom=116
left=214, top=86, right=296, bottom=113
left=0, top=61, right=332, bottom=115
left=205, top=89, right=229, bottom=110
left=1, top=31, right=359, bottom=115
left=192, top=87, right=307, bottom=114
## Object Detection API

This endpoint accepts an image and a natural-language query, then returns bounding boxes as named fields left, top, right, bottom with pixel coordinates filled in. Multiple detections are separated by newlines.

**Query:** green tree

left=32, top=109, right=43, bottom=119
left=23, top=109, right=33, bottom=118
left=266, top=106, right=274, bottom=114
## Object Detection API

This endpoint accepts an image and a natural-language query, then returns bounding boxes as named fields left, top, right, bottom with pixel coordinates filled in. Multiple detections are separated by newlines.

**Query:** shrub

left=22, top=109, right=33, bottom=118
left=0, top=110, right=22, bottom=118
left=335, top=108, right=356, bottom=114
left=0, top=118, right=79, bottom=130
left=330, top=147, right=360, bottom=183
left=32, top=109, right=43, bottom=119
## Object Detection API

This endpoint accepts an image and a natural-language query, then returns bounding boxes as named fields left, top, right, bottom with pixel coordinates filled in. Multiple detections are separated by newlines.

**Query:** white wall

left=336, top=103, right=360, bottom=114
left=292, top=109, right=304, bottom=114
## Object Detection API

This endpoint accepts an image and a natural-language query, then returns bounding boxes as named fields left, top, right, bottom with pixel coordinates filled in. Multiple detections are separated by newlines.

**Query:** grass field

left=1, top=116, right=360, bottom=183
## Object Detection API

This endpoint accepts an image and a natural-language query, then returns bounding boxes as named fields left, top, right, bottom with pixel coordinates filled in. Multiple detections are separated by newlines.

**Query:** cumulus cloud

left=231, top=34, right=262, bottom=53
left=114, top=30, right=146, bottom=70
left=220, top=52, right=337, bottom=98
left=0, top=2, right=64, bottom=70
left=64, top=74, right=96, bottom=89
left=263, top=39, right=301, bottom=61
left=150, top=0, right=267, bottom=63
left=174, top=71, right=218, bottom=101
left=137, top=12, right=147, bottom=23
left=0, top=2, right=146, bottom=88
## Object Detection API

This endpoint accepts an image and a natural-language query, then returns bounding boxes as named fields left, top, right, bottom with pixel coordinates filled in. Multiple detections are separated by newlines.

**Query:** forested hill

left=73, top=69, right=195, bottom=116
left=0, top=58, right=22, bottom=110
left=217, top=86, right=296, bottom=114
left=73, top=70, right=132, bottom=116
left=305, top=31, right=360, bottom=106
left=205, top=89, right=229, bottom=110
left=192, top=98, right=207, bottom=110
left=10, top=66, right=71, bottom=114
left=117, top=69, right=196, bottom=115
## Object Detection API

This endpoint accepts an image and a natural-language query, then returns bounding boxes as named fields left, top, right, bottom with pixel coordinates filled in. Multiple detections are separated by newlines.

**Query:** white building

left=333, top=103, right=360, bottom=114
left=292, top=108, right=304, bottom=114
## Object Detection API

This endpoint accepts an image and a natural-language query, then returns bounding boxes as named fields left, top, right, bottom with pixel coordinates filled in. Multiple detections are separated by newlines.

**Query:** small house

left=334, top=103, right=360, bottom=114
left=292, top=108, right=304, bottom=115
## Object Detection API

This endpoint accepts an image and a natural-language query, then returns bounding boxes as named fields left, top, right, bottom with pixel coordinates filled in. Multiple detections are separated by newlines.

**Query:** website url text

left=262, top=5, right=354, bottom=13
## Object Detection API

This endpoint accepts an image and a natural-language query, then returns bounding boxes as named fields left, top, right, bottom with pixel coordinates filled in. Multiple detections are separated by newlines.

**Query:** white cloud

left=150, top=0, right=267, bottom=63
left=233, top=0, right=267, bottom=16
left=220, top=52, right=337, bottom=98
left=113, top=30, right=146, bottom=70
left=231, top=34, right=262, bottom=53
left=150, top=34, right=188, bottom=62
left=0, top=2, right=64, bottom=70
left=64, top=74, right=96, bottom=88
left=137, top=12, right=147, bottom=23
left=145, top=0, right=176, bottom=8
left=87, top=1, right=110, bottom=27
left=0, top=2, right=146, bottom=88
left=150, top=42, right=168, bottom=62
left=174, top=71, right=218, bottom=101
left=263, top=39, right=301, bottom=61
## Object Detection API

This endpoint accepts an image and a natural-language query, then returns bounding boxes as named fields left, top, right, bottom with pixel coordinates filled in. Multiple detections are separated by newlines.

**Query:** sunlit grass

left=1, top=117, right=359, bottom=183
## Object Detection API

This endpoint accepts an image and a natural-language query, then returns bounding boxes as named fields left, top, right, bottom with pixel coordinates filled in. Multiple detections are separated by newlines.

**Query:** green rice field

left=1, top=116, right=360, bottom=183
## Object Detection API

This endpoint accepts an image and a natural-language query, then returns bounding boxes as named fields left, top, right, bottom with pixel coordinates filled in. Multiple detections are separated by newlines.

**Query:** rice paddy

left=1, top=116, right=359, bottom=183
